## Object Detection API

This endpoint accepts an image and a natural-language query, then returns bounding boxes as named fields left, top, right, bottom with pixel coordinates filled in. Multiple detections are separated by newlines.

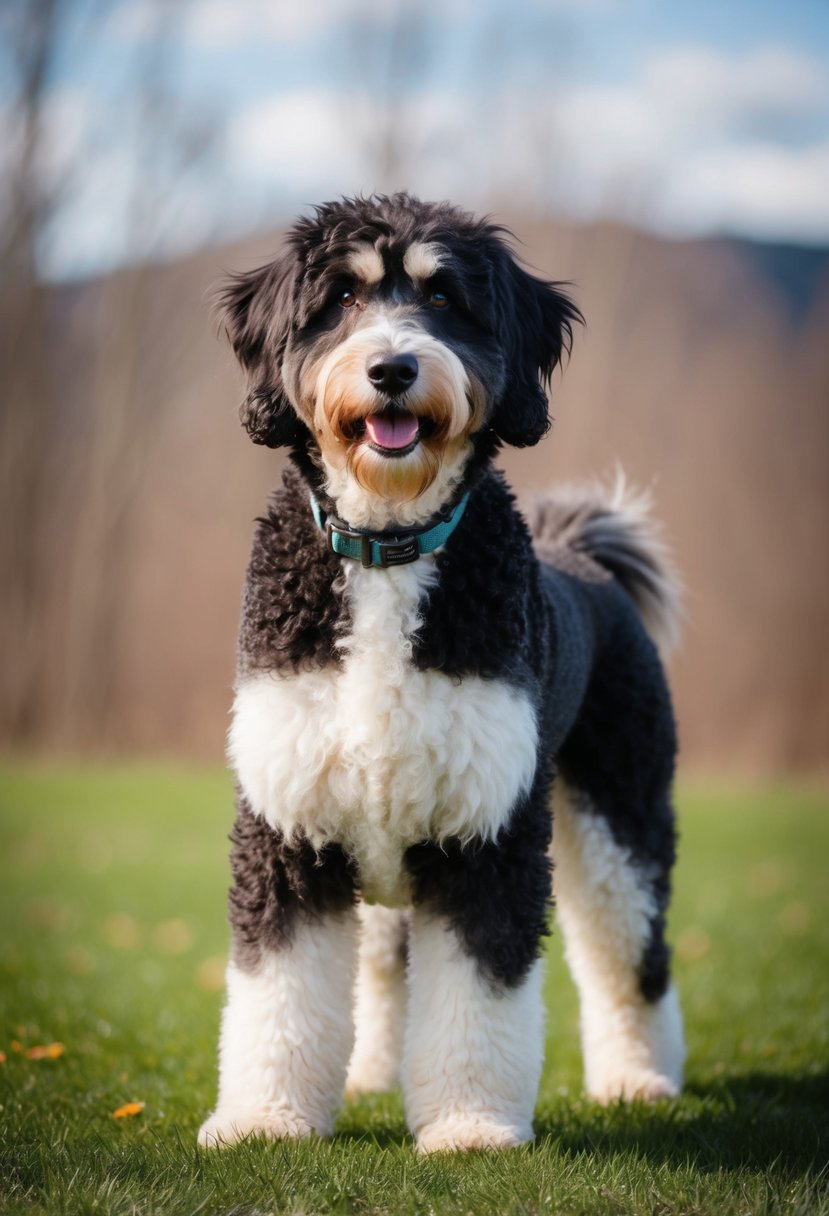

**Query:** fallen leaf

left=112, top=1101, right=145, bottom=1119
left=24, top=1042, right=65, bottom=1060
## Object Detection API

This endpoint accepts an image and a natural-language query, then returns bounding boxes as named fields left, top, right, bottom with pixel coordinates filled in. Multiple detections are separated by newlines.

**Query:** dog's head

left=218, top=194, right=581, bottom=524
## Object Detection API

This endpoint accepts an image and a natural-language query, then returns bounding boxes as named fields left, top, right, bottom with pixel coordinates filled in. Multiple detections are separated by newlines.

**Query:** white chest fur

left=229, top=559, right=538, bottom=905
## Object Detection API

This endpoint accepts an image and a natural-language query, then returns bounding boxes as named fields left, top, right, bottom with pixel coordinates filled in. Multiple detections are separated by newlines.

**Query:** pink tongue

left=365, top=411, right=419, bottom=450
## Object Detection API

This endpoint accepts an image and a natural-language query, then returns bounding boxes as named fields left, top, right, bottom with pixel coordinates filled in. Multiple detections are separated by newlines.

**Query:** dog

left=198, top=193, right=684, bottom=1154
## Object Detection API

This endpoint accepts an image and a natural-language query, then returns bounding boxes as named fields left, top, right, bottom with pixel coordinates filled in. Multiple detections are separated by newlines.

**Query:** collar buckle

left=325, top=520, right=373, bottom=567
left=314, top=490, right=469, bottom=568
left=375, top=536, right=420, bottom=567
left=325, top=520, right=421, bottom=568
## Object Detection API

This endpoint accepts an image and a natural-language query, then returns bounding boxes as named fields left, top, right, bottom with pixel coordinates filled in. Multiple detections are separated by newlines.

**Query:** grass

left=0, top=764, right=827, bottom=1215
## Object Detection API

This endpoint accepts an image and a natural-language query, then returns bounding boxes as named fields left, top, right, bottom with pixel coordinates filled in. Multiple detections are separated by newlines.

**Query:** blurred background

left=1, top=0, right=828, bottom=776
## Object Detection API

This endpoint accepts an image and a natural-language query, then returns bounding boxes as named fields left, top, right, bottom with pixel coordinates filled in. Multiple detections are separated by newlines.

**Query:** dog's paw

left=588, top=1069, right=679, bottom=1105
left=415, top=1113, right=532, bottom=1154
left=198, top=1107, right=318, bottom=1148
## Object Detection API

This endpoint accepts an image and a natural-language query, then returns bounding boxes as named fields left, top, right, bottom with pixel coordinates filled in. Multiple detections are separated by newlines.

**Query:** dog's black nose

left=367, top=353, right=419, bottom=395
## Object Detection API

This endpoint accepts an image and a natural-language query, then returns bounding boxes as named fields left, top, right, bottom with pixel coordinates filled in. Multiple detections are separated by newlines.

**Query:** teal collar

left=310, top=492, right=470, bottom=568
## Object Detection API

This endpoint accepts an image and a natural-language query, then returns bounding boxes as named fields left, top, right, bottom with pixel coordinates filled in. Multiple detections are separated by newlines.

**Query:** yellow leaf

left=24, top=1042, right=65, bottom=1060
left=112, top=1101, right=145, bottom=1119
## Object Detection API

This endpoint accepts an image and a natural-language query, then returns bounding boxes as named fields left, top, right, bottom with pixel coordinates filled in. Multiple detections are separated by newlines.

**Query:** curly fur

left=228, top=796, right=356, bottom=970
left=236, top=467, right=350, bottom=677
left=200, top=193, right=684, bottom=1154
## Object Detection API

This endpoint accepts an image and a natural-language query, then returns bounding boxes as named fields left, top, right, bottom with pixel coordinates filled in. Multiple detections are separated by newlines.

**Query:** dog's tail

left=528, top=470, right=682, bottom=654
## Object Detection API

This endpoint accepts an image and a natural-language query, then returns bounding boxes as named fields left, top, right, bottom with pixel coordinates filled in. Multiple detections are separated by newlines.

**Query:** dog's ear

left=216, top=251, right=305, bottom=447
left=490, top=247, right=582, bottom=447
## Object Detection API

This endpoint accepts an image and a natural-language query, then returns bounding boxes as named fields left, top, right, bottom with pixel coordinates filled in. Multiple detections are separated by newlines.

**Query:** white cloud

left=183, top=0, right=341, bottom=46
left=224, top=86, right=490, bottom=194
left=111, top=0, right=471, bottom=48
left=531, top=44, right=829, bottom=240
left=659, top=140, right=829, bottom=242
left=225, top=90, right=366, bottom=188
left=554, top=44, right=828, bottom=159
left=107, top=0, right=170, bottom=41
left=221, top=40, right=829, bottom=244
left=643, top=45, right=829, bottom=138
left=224, top=85, right=560, bottom=210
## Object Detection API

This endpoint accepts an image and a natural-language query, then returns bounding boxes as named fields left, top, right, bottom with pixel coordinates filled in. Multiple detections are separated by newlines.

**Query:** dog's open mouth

left=363, top=407, right=421, bottom=457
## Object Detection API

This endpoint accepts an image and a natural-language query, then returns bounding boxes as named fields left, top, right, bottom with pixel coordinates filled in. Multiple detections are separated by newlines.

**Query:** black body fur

left=229, top=795, right=356, bottom=971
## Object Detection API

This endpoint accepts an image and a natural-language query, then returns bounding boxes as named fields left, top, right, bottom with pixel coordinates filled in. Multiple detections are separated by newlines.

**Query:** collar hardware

left=324, top=520, right=422, bottom=567
left=312, top=492, right=469, bottom=568
left=324, top=520, right=372, bottom=567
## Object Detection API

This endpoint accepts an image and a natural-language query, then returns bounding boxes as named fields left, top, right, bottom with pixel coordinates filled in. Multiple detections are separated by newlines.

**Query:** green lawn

left=0, top=765, right=827, bottom=1215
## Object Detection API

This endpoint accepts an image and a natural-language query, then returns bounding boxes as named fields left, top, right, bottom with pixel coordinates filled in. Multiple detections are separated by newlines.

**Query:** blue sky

left=2, top=0, right=828, bottom=279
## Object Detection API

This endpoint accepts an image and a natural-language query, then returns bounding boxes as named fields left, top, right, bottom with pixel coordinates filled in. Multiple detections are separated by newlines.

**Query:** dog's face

left=219, top=194, right=580, bottom=524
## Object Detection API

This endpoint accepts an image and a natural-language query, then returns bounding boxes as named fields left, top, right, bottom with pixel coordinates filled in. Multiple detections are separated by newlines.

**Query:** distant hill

left=715, top=236, right=829, bottom=321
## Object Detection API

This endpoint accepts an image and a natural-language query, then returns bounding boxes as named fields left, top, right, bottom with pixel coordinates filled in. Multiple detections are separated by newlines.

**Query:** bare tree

left=0, top=0, right=218, bottom=750
left=57, top=1, right=218, bottom=747
left=0, top=0, right=67, bottom=743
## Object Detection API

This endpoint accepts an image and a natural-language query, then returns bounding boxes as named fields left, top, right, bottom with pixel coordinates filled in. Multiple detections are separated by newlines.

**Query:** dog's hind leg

left=198, top=799, right=358, bottom=1147
left=551, top=781, right=684, bottom=1103
left=346, top=903, right=408, bottom=1096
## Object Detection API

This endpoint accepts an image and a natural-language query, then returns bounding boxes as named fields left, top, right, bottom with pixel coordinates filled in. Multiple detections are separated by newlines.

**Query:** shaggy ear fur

left=490, top=247, right=583, bottom=447
left=216, top=252, right=306, bottom=447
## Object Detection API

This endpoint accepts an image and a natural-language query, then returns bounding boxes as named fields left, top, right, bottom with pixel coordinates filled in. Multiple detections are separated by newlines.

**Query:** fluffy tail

left=528, top=470, right=683, bottom=654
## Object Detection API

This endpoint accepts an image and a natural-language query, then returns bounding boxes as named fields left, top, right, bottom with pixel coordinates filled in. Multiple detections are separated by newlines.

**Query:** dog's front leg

left=199, top=800, right=357, bottom=1147
left=402, top=795, right=551, bottom=1153
left=403, top=910, right=544, bottom=1152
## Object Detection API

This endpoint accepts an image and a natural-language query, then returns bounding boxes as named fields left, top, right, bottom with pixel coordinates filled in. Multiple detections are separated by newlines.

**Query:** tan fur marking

left=403, top=243, right=444, bottom=281
left=348, top=246, right=385, bottom=286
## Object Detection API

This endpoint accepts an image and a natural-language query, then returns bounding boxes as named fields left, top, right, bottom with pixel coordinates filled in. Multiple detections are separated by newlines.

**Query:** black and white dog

left=199, top=193, right=684, bottom=1153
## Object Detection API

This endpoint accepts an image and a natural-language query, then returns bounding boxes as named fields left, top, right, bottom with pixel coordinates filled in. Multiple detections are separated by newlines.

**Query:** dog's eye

left=429, top=291, right=450, bottom=309
left=338, top=289, right=358, bottom=308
